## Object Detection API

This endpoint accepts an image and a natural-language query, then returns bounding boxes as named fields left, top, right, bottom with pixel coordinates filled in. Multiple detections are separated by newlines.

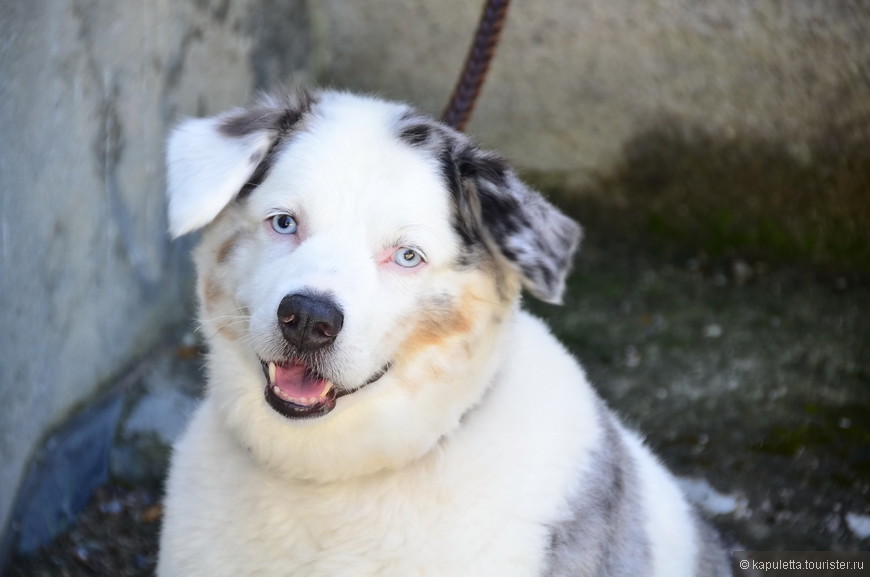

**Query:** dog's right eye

left=270, top=214, right=298, bottom=235
left=393, top=247, right=425, bottom=268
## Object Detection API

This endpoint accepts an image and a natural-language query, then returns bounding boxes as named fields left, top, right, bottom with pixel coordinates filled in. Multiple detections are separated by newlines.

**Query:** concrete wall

left=315, top=0, right=868, bottom=178
left=0, top=0, right=311, bottom=556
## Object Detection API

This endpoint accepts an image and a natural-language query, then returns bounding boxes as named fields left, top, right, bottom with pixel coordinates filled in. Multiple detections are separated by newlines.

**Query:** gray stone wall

left=315, top=0, right=869, bottom=179
left=0, top=0, right=311, bottom=556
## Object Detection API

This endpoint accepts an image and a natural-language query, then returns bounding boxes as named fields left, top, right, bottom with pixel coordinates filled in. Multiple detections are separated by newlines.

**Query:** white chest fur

left=159, top=314, right=602, bottom=577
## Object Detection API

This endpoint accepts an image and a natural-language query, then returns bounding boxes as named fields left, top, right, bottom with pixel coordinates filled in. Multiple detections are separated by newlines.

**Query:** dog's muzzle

left=262, top=291, right=390, bottom=419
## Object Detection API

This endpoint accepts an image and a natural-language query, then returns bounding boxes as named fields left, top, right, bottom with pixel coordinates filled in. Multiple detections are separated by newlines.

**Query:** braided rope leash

left=441, top=0, right=511, bottom=132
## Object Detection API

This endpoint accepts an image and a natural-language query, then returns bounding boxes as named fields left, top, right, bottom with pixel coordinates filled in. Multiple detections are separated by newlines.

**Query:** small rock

left=135, top=553, right=156, bottom=569
left=732, top=260, right=753, bottom=285
left=142, top=503, right=163, bottom=524
left=99, top=499, right=123, bottom=515
left=845, top=512, right=870, bottom=539
left=181, top=331, right=198, bottom=347
left=74, top=546, right=90, bottom=562
left=704, top=324, right=723, bottom=338
left=678, top=477, right=746, bottom=517
left=775, top=510, right=795, bottom=523
left=625, top=345, right=641, bottom=368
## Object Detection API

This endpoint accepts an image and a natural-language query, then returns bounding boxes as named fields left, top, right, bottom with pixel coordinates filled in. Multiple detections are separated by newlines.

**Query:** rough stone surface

left=110, top=338, right=204, bottom=486
left=5, top=333, right=203, bottom=561
left=11, top=393, right=123, bottom=556
left=315, top=0, right=870, bottom=175
left=0, top=0, right=311, bottom=564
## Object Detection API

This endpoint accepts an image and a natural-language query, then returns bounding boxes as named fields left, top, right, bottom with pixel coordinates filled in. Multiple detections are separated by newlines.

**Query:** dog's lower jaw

left=264, top=385, right=337, bottom=419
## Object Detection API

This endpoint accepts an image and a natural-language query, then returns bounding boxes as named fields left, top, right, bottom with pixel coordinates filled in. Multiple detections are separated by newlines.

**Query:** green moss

left=528, top=119, right=870, bottom=273
left=749, top=403, right=870, bottom=487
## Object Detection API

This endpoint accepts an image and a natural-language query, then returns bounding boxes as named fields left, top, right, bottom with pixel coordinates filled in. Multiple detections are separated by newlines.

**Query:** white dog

left=158, top=89, right=729, bottom=576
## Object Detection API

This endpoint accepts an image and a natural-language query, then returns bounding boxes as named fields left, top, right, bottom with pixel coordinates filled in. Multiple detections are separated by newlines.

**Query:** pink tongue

left=274, top=364, right=329, bottom=399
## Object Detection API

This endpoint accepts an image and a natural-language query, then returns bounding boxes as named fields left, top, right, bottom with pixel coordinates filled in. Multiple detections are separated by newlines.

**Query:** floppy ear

left=165, top=91, right=313, bottom=238
left=453, top=147, right=582, bottom=304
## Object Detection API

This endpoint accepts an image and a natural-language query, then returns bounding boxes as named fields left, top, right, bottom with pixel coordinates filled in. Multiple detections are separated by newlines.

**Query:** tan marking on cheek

left=392, top=271, right=514, bottom=391
left=393, top=293, right=480, bottom=394
left=420, top=306, right=472, bottom=347
left=401, top=298, right=473, bottom=354
left=216, top=232, right=242, bottom=265
left=396, top=275, right=502, bottom=361
left=200, top=274, right=243, bottom=341
left=202, top=275, right=222, bottom=312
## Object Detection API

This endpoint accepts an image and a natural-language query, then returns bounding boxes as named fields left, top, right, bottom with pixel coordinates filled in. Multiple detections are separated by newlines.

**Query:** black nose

left=277, top=293, right=344, bottom=350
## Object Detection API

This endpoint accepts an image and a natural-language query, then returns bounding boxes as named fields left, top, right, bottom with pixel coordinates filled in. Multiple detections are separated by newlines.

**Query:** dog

left=157, top=88, right=730, bottom=576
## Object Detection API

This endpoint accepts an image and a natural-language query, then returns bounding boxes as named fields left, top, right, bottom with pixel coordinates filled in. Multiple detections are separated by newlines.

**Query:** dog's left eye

left=270, top=214, right=298, bottom=235
left=393, top=247, right=425, bottom=268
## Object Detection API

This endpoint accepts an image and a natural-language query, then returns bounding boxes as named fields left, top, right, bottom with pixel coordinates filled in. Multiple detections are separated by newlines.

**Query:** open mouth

left=260, top=360, right=390, bottom=419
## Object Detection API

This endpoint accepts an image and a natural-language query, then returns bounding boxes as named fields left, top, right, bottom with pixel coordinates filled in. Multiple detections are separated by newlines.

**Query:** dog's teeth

left=272, top=385, right=282, bottom=397
left=268, top=362, right=277, bottom=383
left=323, top=382, right=332, bottom=395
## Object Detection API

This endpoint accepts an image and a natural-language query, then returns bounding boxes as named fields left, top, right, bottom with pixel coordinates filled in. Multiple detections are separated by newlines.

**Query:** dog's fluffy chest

left=167, top=409, right=566, bottom=576
left=161, top=315, right=599, bottom=577
left=226, top=461, right=547, bottom=576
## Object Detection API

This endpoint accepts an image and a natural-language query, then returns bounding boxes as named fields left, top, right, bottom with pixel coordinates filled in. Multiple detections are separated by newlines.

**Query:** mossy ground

left=527, top=233, right=869, bottom=549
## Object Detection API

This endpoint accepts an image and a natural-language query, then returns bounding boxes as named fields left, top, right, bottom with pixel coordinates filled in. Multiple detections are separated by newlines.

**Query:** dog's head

left=167, top=89, right=581, bottom=479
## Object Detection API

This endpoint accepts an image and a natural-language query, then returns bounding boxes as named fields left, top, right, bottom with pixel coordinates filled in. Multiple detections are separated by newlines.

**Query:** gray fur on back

left=692, top=512, right=732, bottom=576
left=542, top=401, right=651, bottom=577
left=542, top=398, right=732, bottom=576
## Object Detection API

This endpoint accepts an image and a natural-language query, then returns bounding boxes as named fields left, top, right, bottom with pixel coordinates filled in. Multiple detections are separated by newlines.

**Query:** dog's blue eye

left=270, top=214, right=298, bottom=235
left=394, top=247, right=424, bottom=268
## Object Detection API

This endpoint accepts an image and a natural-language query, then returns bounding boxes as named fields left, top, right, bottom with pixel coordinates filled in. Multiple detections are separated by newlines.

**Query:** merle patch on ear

left=446, top=143, right=582, bottom=304
left=165, top=90, right=314, bottom=238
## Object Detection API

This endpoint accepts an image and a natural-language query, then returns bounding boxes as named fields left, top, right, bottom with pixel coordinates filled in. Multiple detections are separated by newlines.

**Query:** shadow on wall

left=534, top=117, right=870, bottom=274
